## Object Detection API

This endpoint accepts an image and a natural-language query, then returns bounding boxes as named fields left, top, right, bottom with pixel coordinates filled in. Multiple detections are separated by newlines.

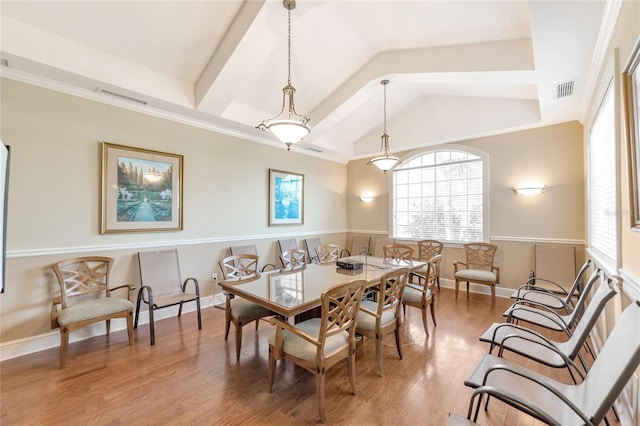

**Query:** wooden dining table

left=218, top=256, right=426, bottom=318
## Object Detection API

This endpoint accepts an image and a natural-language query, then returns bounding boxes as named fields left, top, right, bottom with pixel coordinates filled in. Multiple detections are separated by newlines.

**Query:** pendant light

left=368, top=79, right=401, bottom=173
left=256, top=0, right=310, bottom=150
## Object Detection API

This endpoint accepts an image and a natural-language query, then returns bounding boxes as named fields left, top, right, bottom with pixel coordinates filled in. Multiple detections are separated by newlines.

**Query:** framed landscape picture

left=623, top=37, right=640, bottom=230
left=101, top=142, right=183, bottom=234
left=269, top=169, right=304, bottom=226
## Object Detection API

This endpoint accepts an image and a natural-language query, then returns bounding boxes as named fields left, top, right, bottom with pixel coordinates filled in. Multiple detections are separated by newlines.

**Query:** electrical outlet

left=211, top=272, right=218, bottom=281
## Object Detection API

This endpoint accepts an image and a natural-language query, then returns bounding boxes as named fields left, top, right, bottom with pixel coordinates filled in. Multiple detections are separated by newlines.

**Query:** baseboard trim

left=0, top=295, right=217, bottom=362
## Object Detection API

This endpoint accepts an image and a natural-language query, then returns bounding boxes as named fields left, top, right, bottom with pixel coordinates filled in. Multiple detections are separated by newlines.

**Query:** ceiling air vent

left=554, top=80, right=575, bottom=99
left=97, top=88, right=147, bottom=105
left=306, top=147, right=323, bottom=153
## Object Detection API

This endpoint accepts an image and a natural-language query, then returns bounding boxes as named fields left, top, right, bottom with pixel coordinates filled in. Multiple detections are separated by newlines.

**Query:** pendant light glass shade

left=368, top=80, right=401, bottom=173
left=256, top=0, right=310, bottom=150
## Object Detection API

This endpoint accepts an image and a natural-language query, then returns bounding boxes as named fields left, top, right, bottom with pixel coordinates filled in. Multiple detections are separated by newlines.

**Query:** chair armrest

left=340, top=249, right=351, bottom=257
left=517, top=289, right=570, bottom=311
left=505, top=305, right=569, bottom=331
left=409, top=271, right=425, bottom=285
left=261, top=263, right=277, bottom=272
left=453, top=261, right=468, bottom=273
left=405, top=282, right=426, bottom=295
left=51, top=295, right=62, bottom=329
left=517, top=277, right=568, bottom=295
left=110, top=284, right=136, bottom=299
left=269, top=316, right=320, bottom=346
left=492, top=266, right=500, bottom=283
left=182, top=277, right=200, bottom=296
left=359, top=305, right=380, bottom=319
left=497, top=333, right=585, bottom=380
left=466, top=384, right=588, bottom=426
left=476, top=364, right=593, bottom=425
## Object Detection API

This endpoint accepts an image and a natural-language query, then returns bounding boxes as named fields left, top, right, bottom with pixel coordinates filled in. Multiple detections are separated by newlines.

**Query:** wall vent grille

left=97, top=88, right=148, bottom=105
left=554, top=80, right=575, bottom=99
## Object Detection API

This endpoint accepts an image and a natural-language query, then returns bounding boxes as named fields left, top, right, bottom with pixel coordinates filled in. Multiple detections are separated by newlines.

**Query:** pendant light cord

left=287, top=7, right=292, bottom=86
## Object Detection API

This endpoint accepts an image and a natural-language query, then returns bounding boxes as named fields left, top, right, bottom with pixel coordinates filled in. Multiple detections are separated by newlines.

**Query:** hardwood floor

left=0, top=288, right=602, bottom=425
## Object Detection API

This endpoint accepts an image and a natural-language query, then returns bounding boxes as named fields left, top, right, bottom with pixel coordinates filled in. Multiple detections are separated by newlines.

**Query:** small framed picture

left=101, top=142, right=183, bottom=234
left=623, top=36, right=640, bottom=230
left=269, top=169, right=304, bottom=226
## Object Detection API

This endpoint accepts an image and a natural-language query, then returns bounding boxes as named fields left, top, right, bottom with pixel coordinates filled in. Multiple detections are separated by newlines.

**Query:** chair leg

left=466, top=282, right=470, bottom=299
left=235, top=323, right=242, bottom=362
left=394, top=326, right=403, bottom=360
left=375, top=333, right=384, bottom=376
left=148, top=307, right=156, bottom=346
left=196, top=298, right=202, bottom=330
left=490, top=285, right=496, bottom=305
left=316, top=370, right=326, bottom=423
left=430, top=302, right=437, bottom=326
left=455, top=280, right=460, bottom=299
left=267, top=346, right=276, bottom=392
left=347, top=343, right=357, bottom=394
left=421, top=307, right=429, bottom=336
left=106, top=319, right=111, bottom=335
left=60, top=327, right=69, bottom=369
left=134, top=290, right=143, bottom=329
left=126, top=310, right=134, bottom=344
left=255, top=319, right=260, bottom=331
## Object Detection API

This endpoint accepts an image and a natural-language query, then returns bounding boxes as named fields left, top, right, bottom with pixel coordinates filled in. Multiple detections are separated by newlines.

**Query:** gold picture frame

left=623, top=37, right=640, bottom=230
left=269, top=169, right=304, bottom=226
left=101, top=142, right=183, bottom=234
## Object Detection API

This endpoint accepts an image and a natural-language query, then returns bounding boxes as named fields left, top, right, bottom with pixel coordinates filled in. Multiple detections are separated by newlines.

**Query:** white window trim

left=585, top=49, right=621, bottom=273
left=388, top=143, right=490, bottom=244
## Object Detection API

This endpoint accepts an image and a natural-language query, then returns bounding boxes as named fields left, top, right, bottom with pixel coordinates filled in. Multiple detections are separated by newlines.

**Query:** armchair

left=454, top=242, right=499, bottom=304
left=51, top=256, right=135, bottom=368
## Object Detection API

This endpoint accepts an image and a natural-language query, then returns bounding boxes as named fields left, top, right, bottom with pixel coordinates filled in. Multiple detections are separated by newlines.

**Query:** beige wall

left=347, top=121, right=586, bottom=290
left=0, top=78, right=348, bottom=345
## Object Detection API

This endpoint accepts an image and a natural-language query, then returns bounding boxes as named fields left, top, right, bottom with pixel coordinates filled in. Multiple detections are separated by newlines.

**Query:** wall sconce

left=360, top=192, right=375, bottom=203
left=511, top=184, right=547, bottom=196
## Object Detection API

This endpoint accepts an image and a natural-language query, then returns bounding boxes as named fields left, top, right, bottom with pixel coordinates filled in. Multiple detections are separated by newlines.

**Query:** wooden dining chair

left=403, top=254, right=441, bottom=336
left=280, top=248, right=307, bottom=270
left=356, top=267, right=409, bottom=376
left=268, top=280, right=366, bottom=423
left=315, top=243, right=339, bottom=263
left=219, top=254, right=277, bottom=361
left=453, top=242, right=500, bottom=304
left=51, top=256, right=135, bottom=368
left=382, top=243, right=414, bottom=261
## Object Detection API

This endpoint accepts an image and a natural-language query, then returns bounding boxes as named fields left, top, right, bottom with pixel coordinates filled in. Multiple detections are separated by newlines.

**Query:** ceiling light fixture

left=368, top=80, right=401, bottom=173
left=256, top=0, right=310, bottom=150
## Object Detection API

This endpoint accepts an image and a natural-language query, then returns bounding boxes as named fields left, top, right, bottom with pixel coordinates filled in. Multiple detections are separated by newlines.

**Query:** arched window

left=391, top=146, right=488, bottom=243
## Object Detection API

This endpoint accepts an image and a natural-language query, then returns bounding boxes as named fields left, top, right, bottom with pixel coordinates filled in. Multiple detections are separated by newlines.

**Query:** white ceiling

left=0, top=0, right=610, bottom=163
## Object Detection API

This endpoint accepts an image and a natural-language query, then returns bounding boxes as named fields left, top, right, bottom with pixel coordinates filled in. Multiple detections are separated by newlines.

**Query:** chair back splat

left=135, top=249, right=201, bottom=346
left=315, top=244, right=339, bottom=264
left=382, top=244, right=414, bottom=261
left=280, top=248, right=307, bottom=270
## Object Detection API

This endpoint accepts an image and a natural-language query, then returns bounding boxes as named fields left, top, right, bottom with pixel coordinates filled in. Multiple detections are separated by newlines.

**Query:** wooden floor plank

left=0, top=288, right=610, bottom=425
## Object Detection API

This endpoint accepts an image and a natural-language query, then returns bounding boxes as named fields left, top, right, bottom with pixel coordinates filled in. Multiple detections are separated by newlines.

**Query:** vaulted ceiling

left=0, top=1, right=610, bottom=163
